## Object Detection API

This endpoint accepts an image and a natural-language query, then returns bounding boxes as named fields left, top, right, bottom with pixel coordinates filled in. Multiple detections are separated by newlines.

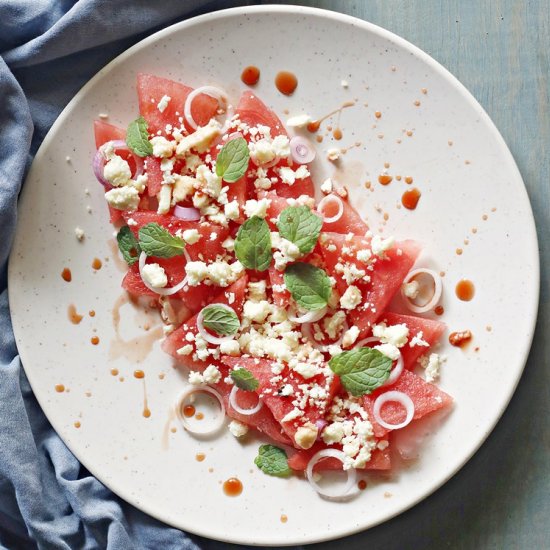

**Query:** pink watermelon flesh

left=362, top=369, right=453, bottom=438
left=319, top=232, right=420, bottom=337
left=222, top=356, right=340, bottom=448
left=137, top=73, right=218, bottom=135
left=319, top=194, right=369, bottom=235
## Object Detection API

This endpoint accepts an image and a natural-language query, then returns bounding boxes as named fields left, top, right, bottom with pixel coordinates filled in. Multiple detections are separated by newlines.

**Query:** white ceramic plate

left=8, top=6, right=539, bottom=546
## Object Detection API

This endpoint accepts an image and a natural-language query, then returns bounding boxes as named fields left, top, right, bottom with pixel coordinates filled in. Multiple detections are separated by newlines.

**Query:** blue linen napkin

left=0, top=2, right=259, bottom=548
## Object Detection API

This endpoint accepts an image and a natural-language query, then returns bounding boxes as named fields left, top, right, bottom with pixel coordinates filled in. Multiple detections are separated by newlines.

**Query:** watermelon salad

left=92, top=73, right=451, bottom=499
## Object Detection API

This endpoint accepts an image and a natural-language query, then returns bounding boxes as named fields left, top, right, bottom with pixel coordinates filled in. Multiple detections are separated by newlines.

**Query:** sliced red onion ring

left=353, top=337, right=404, bottom=386
left=373, top=391, right=415, bottom=430
left=184, top=86, right=228, bottom=130
left=317, top=194, right=344, bottom=223
left=306, top=449, right=358, bottom=500
left=290, top=136, right=316, bottom=164
left=138, top=252, right=188, bottom=296
left=302, top=318, right=349, bottom=353
left=401, top=268, right=443, bottom=313
left=196, top=303, right=239, bottom=345
left=229, top=385, right=263, bottom=416
left=92, top=140, right=144, bottom=188
left=175, top=385, right=226, bottom=435
left=288, top=305, right=327, bottom=324
left=174, top=205, right=201, bottom=221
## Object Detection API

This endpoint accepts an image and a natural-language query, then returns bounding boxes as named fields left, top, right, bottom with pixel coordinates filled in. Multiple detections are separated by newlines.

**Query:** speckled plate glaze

left=8, top=6, right=539, bottom=546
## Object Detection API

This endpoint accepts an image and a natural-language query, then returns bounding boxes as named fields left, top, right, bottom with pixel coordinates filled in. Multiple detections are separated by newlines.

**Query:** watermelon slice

left=362, top=369, right=453, bottom=438
left=287, top=441, right=391, bottom=472
left=222, top=356, right=340, bottom=449
left=319, top=232, right=420, bottom=337
left=93, top=120, right=125, bottom=148
left=162, top=276, right=248, bottom=368
left=137, top=73, right=218, bottom=135
left=319, top=193, right=369, bottom=235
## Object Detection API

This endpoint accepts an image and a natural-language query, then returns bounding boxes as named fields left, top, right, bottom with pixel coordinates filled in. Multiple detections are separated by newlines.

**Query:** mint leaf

left=201, top=305, right=240, bottom=336
left=234, top=216, right=272, bottom=271
left=117, top=226, right=141, bottom=265
left=284, top=262, right=331, bottom=311
left=230, top=368, right=259, bottom=391
left=215, top=137, right=250, bottom=183
left=277, top=206, right=322, bottom=254
left=328, top=348, right=392, bottom=396
left=254, top=445, right=291, bottom=477
left=138, top=223, right=185, bottom=258
left=126, top=116, right=153, bottom=157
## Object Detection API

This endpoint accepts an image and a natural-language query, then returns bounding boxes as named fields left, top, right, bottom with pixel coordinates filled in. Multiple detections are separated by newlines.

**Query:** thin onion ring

left=353, top=337, right=404, bottom=386
left=138, top=252, right=188, bottom=296
left=184, top=86, right=228, bottom=130
left=288, top=305, right=327, bottom=324
left=174, top=385, right=226, bottom=435
left=196, top=303, right=238, bottom=345
left=317, top=194, right=344, bottom=223
left=305, top=449, right=358, bottom=500
left=401, top=268, right=443, bottom=313
left=229, top=385, right=263, bottom=416
left=173, top=205, right=201, bottom=221
left=373, top=391, right=415, bottom=430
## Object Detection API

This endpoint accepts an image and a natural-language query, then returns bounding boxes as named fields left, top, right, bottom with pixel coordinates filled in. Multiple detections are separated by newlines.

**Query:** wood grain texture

left=252, top=1, right=549, bottom=549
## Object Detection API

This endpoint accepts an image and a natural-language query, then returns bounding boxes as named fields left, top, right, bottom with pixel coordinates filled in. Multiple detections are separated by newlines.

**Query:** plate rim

left=8, top=4, right=540, bottom=545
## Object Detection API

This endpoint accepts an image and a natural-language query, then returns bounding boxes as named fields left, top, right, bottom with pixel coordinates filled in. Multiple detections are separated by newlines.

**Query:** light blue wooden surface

left=252, top=1, right=548, bottom=549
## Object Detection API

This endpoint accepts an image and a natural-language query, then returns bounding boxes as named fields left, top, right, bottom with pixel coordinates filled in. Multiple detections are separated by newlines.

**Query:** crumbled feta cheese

left=340, top=285, right=362, bottom=310
left=292, top=362, right=319, bottom=380
left=74, top=227, right=85, bottom=241
left=419, top=353, right=445, bottom=383
left=374, top=343, right=401, bottom=361
left=341, top=79, right=349, bottom=88
left=372, top=322, right=409, bottom=347
left=196, top=164, right=222, bottom=198
left=222, top=237, right=235, bottom=251
left=244, top=198, right=271, bottom=219
left=224, top=200, right=240, bottom=221
left=243, top=300, right=272, bottom=323
left=150, top=136, right=175, bottom=158
left=247, top=280, right=267, bottom=302
left=103, top=155, right=132, bottom=187
left=248, top=138, right=276, bottom=165
left=371, top=235, right=395, bottom=257
left=337, top=262, right=366, bottom=284
left=280, top=384, right=294, bottom=396
left=323, top=311, right=346, bottom=340
left=228, top=420, right=249, bottom=438
left=176, top=344, right=194, bottom=356
left=320, top=178, right=333, bottom=194
left=219, top=339, right=240, bottom=356
left=157, top=95, right=171, bottom=113
left=176, top=119, right=221, bottom=155
left=410, top=330, right=430, bottom=348
left=181, top=229, right=201, bottom=245
left=105, top=186, right=140, bottom=211
left=327, top=148, right=341, bottom=162
left=342, top=326, right=360, bottom=348
left=157, top=184, right=172, bottom=214
left=356, top=248, right=372, bottom=263
left=185, top=261, right=209, bottom=285
left=294, top=423, right=318, bottom=449
left=272, top=232, right=301, bottom=270
left=402, top=280, right=420, bottom=299
left=286, top=114, right=312, bottom=128
left=141, top=263, right=168, bottom=288
left=171, top=175, right=196, bottom=204
left=271, top=135, right=290, bottom=158
left=281, top=408, right=303, bottom=423
left=203, top=364, right=221, bottom=384
left=188, top=371, right=204, bottom=385
left=322, top=422, right=345, bottom=444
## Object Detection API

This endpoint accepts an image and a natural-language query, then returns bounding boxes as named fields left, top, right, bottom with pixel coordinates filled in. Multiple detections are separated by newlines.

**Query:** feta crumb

left=372, top=322, right=409, bottom=348
left=224, top=200, right=240, bottom=221
left=203, top=364, right=222, bottom=384
left=292, top=362, right=318, bottom=380
left=341, top=79, right=349, bottom=88
left=322, top=422, right=345, bottom=444
left=294, top=423, right=318, bottom=450
left=244, top=198, right=271, bottom=219
left=196, top=164, right=222, bottom=198
left=171, top=175, right=196, bottom=204
left=74, top=227, right=85, bottom=241
left=286, top=114, right=312, bottom=128
left=228, top=420, right=249, bottom=438
left=374, top=343, right=400, bottom=361
left=188, top=371, right=204, bottom=385
left=340, top=285, right=362, bottom=310
left=181, top=229, right=201, bottom=245
left=157, top=95, right=171, bottom=113
left=175, top=119, right=221, bottom=155
left=185, top=261, right=209, bottom=285
left=150, top=136, right=175, bottom=158
left=103, top=155, right=132, bottom=187
left=247, top=280, right=267, bottom=302
left=419, top=353, right=445, bottom=383
left=219, top=339, right=240, bottom=356
left=402, top=280, right=420, bottom=299
left=356, top=248, right=372, bottom=263
left=371, top=235, right=395, bottom=257
left=157, top=184, right=172, bottom=214
left=410, top=330, right=430, bottom=348
left=104, top=186, right=140, bottom=211
left=342, top=326, right=360, bottom=348
left=320, top=178, right=333, bottom=194
left=280, top=384, right=294, bottom=396
left=243, top=300, right=271, bottom=323
left=141, top=263, right=168, bottom=288
left=176, top=344, right=193, bottom=356
left=327, top=148, right=341, bottom=162
left=281, top=408, right=303, bottom=423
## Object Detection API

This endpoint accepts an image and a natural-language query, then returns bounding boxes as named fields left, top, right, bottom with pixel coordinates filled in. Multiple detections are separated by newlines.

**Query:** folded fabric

left=0, top=1, right=261, bottom=548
